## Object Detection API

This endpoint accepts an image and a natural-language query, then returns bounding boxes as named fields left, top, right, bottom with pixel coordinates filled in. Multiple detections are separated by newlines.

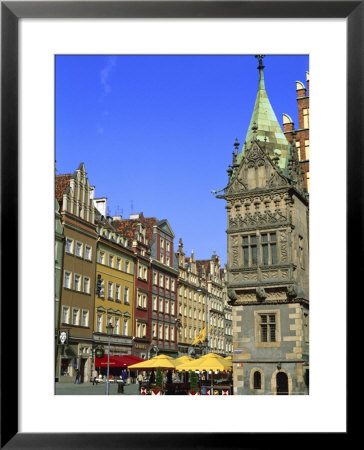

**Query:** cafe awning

left=95, top=354, right=145, bottom=368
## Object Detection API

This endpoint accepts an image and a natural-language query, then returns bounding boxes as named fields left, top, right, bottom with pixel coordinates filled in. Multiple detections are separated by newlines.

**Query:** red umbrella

left=95, top=354, right=145, bottom=368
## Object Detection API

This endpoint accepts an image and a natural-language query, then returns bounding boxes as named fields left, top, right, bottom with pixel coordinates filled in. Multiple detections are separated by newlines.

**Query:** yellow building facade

left=93, top=219, right=135, bottom=361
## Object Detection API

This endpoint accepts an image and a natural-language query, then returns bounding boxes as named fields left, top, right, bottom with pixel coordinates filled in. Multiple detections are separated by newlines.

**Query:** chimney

left=93, top=197, right=107, bottom=217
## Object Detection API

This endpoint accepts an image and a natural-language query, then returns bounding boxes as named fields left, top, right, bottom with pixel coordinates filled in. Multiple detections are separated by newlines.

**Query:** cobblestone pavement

left=55, top=381, right=140, bottom=395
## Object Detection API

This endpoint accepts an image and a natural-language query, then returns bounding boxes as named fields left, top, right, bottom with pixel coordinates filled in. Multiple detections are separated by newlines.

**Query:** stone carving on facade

left=256, top=286, right=267, bottom=301
left=232, top=247, right=239, bottom=267
left=227, top=288, right=238, bottom=305
left=229, top=209, right=287, bottom=231
left=241, top=271, right=257, bottom=281
left=268, top=171, right=287, bottom=187
left=280, top=230, right=288, bottom=262
left=246, top=144, right=266, bottom=169
left=261, top=269, right=280, bottom=279
left=287, top=284, right=298, bottom=299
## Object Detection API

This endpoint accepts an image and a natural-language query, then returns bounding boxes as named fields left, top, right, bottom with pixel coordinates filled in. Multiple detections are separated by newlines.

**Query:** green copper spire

left=239, top=55, right=290, bottom=172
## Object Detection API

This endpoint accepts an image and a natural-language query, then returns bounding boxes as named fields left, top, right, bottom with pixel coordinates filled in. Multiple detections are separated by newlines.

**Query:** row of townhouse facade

left=55, top=163, right=232, bottom=383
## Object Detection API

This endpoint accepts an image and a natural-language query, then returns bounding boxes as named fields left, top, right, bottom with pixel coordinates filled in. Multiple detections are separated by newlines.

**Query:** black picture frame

left=1, top=1, right=358, bottom=448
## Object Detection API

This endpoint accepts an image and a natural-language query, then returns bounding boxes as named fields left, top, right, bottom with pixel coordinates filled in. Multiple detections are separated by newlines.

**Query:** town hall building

left=216, top=56, right=309, bottom=395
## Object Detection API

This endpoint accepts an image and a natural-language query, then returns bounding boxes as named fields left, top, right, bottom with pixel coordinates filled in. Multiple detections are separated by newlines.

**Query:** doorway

left=80, top=358, right=87, bottom=383
left=276, top=372, right=288, bottom=395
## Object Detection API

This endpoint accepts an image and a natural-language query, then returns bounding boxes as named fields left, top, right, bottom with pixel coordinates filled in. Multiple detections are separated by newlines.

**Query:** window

left=165, top=325, right=169, bottom=340
left=153, top=296, right=157, bottom=311
left=114, top=317, right=120, bottom=334
left=189, top=308, right=192, bottom=318
left=62, top=306, right=70, bottom=324
left=184, top=306, right=187, bottom=317
left=242, top=235, right=257, bottom=266
left=171, top=279, right=175, bottom=291
left=159, top=274, right=164, bottom=287
left=107, top=316, right=113, bottom=329
left=108, top=282, right=113, bottom=300
left=123, top=319, right=128, bottom=336
left=74, top=274, right=81, bottom=291
left=194, top=309, right=197, bottom=319
left=65, top=238, right=73, bottom=254
left=171, top=302, right=175, bottom=315
left=159, top=324, right=163, bottom=339
left=136, top=323, right=141, bottom=337
left=84, top=245, right=91, bottom=261
left=166, top=256, right=170, bottom=266
left=170, top=326, right=175, bottom=341
left=116, top=258, right=121, bottom=270
left=142, top=323, right=147, bottom=338
left=261, top=232, right=277, bottom=265
left=165, top=276, right=169, bottom=289
left=99, top=251, right=105, bottom=264
left=253, top=371, right=262, bottom=390
left=64, top=271, right=72, bottom=289
left=166, top=242, right=170, bottom=251
left=97, top=314, right=103, bottom=332
left=143, top=266, right=147, bottom=280
left=81, top=310, right=89, bottom=327
left=76, top=242, right=83, bottom=258
left=115, top=284, right=121, bottom=302
left=153, top=272, right=157, bottom=285
left=152, top=323, right=157, bottom=338
left=138, top=293, right=147, bottom=308
left=259, top=314, right=277, bottom=342
left=184, top=327, right=187, bottom=339
left=159, top=297, right=163, bottom=313
left=109, top=255, right=114, bottom=267
left=165, top=298, right=169, bottom=314
left=304, top=139, right=310, bottom=160
left=124, top=287, right=129, bottom=304
left=303, top=108, right=309, bottom=128
left=72, top=308, right=80, bottom=325
left=83, top=277, right=90, bottom=294
left=125, top=261, right=129, bottom=273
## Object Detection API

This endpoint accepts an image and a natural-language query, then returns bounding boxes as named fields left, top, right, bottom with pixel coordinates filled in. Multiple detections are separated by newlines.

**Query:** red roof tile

left=55, top=174, right=72, bottom=206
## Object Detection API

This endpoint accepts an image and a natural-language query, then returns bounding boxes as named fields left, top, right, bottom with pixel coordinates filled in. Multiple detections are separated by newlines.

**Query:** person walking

left=92, top=369, right=98, bottom=385
left=137, top=372, right=143, bottom=393
left=74, top=368, right=80, bottom=384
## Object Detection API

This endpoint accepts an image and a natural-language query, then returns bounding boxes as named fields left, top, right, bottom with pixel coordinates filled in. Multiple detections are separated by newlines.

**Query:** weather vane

left=255, top=55, right=265, bottom=70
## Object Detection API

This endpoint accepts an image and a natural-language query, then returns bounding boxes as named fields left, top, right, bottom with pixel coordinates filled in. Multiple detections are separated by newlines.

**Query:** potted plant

left=151, top=367, right=166, bottom=395
left=188, top=370, right=200, bottom=395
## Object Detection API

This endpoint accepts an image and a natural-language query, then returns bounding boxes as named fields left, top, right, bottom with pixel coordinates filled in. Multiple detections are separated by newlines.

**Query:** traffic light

left=96, top=274, right=102, bottom=297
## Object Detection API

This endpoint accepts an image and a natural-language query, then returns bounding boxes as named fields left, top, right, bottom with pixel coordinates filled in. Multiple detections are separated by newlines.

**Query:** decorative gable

left=227, top=140, right=288, bottom=194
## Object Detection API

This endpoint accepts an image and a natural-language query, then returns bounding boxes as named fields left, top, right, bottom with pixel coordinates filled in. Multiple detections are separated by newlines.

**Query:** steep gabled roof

left=55, top=174, right=72, bottom=207
left=113, top=213, right=157, bottom=244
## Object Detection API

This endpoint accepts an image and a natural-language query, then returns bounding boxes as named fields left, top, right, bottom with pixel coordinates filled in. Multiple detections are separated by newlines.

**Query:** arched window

left=253, top=371, right=261, bottom=390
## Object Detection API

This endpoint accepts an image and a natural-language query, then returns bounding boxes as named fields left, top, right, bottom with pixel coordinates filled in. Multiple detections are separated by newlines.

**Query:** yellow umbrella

left=224, top=356, right=232, bottom=360
left=177, top=353, right=232, bottom=372
left=175, top=355, right=194, bottom=363
left=128, top=354, right=179, bottom=370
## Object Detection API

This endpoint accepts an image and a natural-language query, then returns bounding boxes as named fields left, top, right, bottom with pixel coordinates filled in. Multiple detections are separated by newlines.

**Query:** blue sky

left=56, top=54, right=309, bottom=265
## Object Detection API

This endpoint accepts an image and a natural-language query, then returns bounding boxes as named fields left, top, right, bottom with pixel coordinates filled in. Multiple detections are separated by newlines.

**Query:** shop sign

left=95, top=347, right=105, bottom=359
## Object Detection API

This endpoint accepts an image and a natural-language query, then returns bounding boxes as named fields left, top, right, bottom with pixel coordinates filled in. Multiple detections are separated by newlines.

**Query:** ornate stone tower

left=216, top=56, right=309, bottom=395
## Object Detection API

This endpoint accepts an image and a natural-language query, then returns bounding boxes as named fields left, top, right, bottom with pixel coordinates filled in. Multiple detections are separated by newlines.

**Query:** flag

left=192, top=328, right=206, bottom=345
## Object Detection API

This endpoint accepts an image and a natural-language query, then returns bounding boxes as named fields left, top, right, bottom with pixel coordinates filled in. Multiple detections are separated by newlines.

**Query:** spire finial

left=234, top=138, right=240, bottom=154
left=255, top=55, right=265, bottom=70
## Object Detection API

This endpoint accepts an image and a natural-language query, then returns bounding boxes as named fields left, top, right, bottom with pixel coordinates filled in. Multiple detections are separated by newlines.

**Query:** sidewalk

left=55, top=381, right=140, bottom=395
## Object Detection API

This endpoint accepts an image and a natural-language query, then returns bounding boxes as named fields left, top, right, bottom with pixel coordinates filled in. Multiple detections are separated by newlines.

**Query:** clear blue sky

left=56, top=54, right=309, bottom=265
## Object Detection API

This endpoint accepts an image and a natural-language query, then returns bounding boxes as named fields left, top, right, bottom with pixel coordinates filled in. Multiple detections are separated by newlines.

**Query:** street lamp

left=105, top=322, right=114, bottom=395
